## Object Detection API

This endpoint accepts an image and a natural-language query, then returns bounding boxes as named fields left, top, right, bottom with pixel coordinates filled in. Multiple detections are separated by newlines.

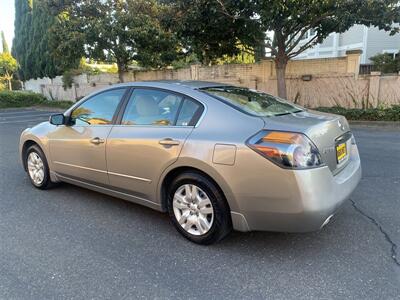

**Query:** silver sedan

left=20, top=81, right=361, bottom=244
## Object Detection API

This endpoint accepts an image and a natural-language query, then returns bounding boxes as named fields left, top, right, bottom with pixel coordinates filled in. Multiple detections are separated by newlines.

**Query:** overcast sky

left=0, top=0, right=15, bottom=49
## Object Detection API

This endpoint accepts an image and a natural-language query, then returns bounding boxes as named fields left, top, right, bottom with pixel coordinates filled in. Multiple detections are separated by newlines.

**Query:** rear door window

left=121, top=89, right=183, bottom=126
left=121, top=89, right=204, bottom=126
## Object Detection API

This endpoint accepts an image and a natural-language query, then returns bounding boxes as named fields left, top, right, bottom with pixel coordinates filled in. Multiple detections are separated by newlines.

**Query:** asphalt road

left=0, top=108, right=399, bottom=299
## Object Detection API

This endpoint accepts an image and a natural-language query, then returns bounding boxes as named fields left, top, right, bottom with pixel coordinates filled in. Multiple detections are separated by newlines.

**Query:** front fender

left=19, top=122, right=52, bottom=170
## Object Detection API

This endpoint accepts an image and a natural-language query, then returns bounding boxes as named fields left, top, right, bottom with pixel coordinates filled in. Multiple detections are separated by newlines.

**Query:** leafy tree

left=185, top=0, right=400, bottom=98
left=46, top=0, right=179, bottom=82
left=370, top=52, right=400, bottom=74
left=1, top=31, right=9, bottom=53
left=30, top=0, right=63, bottom=78
left=0, top=52, right=18, bottom=90
left=172, top=0, right=262, bottom=65
left=48, top=11, right=85, bottom=73
left=12, top=0, right=70, bottom=80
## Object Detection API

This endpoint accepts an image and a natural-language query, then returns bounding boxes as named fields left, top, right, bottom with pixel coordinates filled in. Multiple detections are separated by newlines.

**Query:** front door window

left=71, top=88, right=126, bottom=125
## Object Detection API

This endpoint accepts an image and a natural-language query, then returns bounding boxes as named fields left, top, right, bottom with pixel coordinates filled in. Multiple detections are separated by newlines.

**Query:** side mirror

left=49, top=113, right=66, bottom=126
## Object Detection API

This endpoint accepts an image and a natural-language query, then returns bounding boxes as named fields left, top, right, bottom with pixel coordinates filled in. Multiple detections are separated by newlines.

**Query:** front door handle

left=90, top=137, right=105, bottom=145
left=159, top=138, right=180, bottom=146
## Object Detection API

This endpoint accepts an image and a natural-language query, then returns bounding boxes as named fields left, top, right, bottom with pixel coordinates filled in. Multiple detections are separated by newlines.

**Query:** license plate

left=336, top=143, right=347, bottom=163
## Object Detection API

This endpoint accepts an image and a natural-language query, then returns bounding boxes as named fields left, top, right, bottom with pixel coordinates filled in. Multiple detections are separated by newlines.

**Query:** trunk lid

left=262, top=109, right=351, bottom=173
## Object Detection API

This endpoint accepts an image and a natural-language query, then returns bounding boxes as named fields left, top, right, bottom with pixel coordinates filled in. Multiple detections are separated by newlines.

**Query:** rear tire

left=167, top=172, right=232, bottom=244
left=25, top=144, right=53, bottom=190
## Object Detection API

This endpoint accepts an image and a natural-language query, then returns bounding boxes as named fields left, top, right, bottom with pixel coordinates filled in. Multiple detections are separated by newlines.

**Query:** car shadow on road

left=16, top=176, right=394, bottom=298
left=49, top=181, right=357, bottom=257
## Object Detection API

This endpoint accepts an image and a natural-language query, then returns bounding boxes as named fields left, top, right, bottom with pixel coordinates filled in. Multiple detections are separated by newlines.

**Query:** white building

left=294, top=25, right=400, bottom=64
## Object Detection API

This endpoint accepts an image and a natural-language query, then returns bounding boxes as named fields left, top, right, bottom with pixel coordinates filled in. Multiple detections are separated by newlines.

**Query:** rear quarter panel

left=157, top=91, right=265, bottom=212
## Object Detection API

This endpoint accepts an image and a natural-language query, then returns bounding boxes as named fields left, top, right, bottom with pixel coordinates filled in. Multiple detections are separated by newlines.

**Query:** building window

left=300, top=29, right=317, bottom=41
left=300, top=31, right=309, bottom=40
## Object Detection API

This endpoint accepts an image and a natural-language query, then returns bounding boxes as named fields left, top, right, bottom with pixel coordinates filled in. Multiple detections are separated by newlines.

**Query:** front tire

left=25, top=144, right=53, bottom=189
left=167, top=172, right=232, bottom=244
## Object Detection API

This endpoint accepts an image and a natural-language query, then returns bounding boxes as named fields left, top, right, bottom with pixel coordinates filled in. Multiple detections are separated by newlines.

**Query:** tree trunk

left=117, top=68, right=124, bottom=83
left=117, top=62, right=125, bottom=83
left=6, top=72, right=12, bottom=91
left=274, top=32, right=289, bottom=99
left=275, top=59, right=287, bottom=99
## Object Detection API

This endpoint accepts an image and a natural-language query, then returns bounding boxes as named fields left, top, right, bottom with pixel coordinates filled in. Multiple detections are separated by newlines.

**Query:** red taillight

left=247, top=131, right=323, bottom=169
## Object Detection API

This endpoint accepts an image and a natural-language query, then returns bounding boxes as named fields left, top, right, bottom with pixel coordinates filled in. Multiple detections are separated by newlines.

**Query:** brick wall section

left=377, top=75, right=400, bottom=107
left=24, top=52, right=400, bottom=108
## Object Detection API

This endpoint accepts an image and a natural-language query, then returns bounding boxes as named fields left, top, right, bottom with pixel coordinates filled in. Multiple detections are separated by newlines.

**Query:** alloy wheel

left=27, top=152, right=45, bottom=185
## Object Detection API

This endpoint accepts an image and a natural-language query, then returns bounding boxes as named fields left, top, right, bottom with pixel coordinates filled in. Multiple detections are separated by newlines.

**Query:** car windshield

left=201, top=86, right=302, bottom=117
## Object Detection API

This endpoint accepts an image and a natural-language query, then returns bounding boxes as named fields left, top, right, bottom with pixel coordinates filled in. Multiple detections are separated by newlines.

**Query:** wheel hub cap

left=27, top=152, right=45, bottom=185
left=172, top=184, right=214, bottom=236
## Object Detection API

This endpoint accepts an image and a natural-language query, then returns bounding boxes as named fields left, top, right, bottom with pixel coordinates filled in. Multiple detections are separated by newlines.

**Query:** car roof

left=114, top=80, right=230, bottom=90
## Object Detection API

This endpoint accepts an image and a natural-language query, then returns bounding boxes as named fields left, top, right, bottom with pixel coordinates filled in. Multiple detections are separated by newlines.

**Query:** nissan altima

left=20, top=81, right=361, bottom=244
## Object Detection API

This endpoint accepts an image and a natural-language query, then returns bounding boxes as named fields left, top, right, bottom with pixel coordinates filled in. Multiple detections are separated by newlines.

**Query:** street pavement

left=0, top=108, right=399, bottom=299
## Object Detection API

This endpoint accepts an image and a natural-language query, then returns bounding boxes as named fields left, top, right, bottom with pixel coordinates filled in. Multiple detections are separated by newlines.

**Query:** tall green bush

left=1, top=31, right=9, bottom=53
left=12, top=0, right=77, bottom=80
left=316, top=106, right=400, bottom=121
left=0, top=90, right=47, bottom=108
left=370, top=52, right=400, bottom=74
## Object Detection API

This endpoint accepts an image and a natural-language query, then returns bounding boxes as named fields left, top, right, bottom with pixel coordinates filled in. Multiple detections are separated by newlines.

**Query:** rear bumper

left=231, top=143, right=361, bottom=232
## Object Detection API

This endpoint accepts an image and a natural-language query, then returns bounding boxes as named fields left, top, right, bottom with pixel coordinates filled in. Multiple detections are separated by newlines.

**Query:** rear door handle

left=159, top=138, right=180, bottom=146
left=90, top=137, right=105, bottom=145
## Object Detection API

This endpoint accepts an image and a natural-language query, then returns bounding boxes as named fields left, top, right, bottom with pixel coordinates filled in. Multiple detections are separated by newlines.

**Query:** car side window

left=176, top=99, right=203, bottom=126
left=71, top=88, right=126, bottom=126
left=121, top=89, right=183, bottom=126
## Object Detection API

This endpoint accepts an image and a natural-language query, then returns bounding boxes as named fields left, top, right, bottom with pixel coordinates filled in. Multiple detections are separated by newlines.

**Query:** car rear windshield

left=201, top=86, right=302, bottom=117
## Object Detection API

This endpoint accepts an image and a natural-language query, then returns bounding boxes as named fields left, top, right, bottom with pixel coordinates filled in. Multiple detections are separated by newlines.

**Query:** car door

left=49, top=88, right=127, bottom=185
left=106, top=88, right=204, bottom=203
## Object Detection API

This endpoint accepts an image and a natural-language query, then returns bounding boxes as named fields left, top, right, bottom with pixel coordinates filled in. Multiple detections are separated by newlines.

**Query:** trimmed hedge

left=315, top=106, right=400, bottom=122
left=0, top=91, right=73, bottom=109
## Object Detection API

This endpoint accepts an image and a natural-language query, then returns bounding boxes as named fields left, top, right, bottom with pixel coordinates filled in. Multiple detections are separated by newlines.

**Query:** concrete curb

left=349, top=121, right=400, bottom=128
left=0, top=106, right=67, bottom=112
left=31, top=106, right=66, bottom=112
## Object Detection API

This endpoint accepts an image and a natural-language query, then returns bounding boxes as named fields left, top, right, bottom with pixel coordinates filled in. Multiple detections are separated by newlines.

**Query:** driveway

left=0, top=108, right=399, bottom=299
